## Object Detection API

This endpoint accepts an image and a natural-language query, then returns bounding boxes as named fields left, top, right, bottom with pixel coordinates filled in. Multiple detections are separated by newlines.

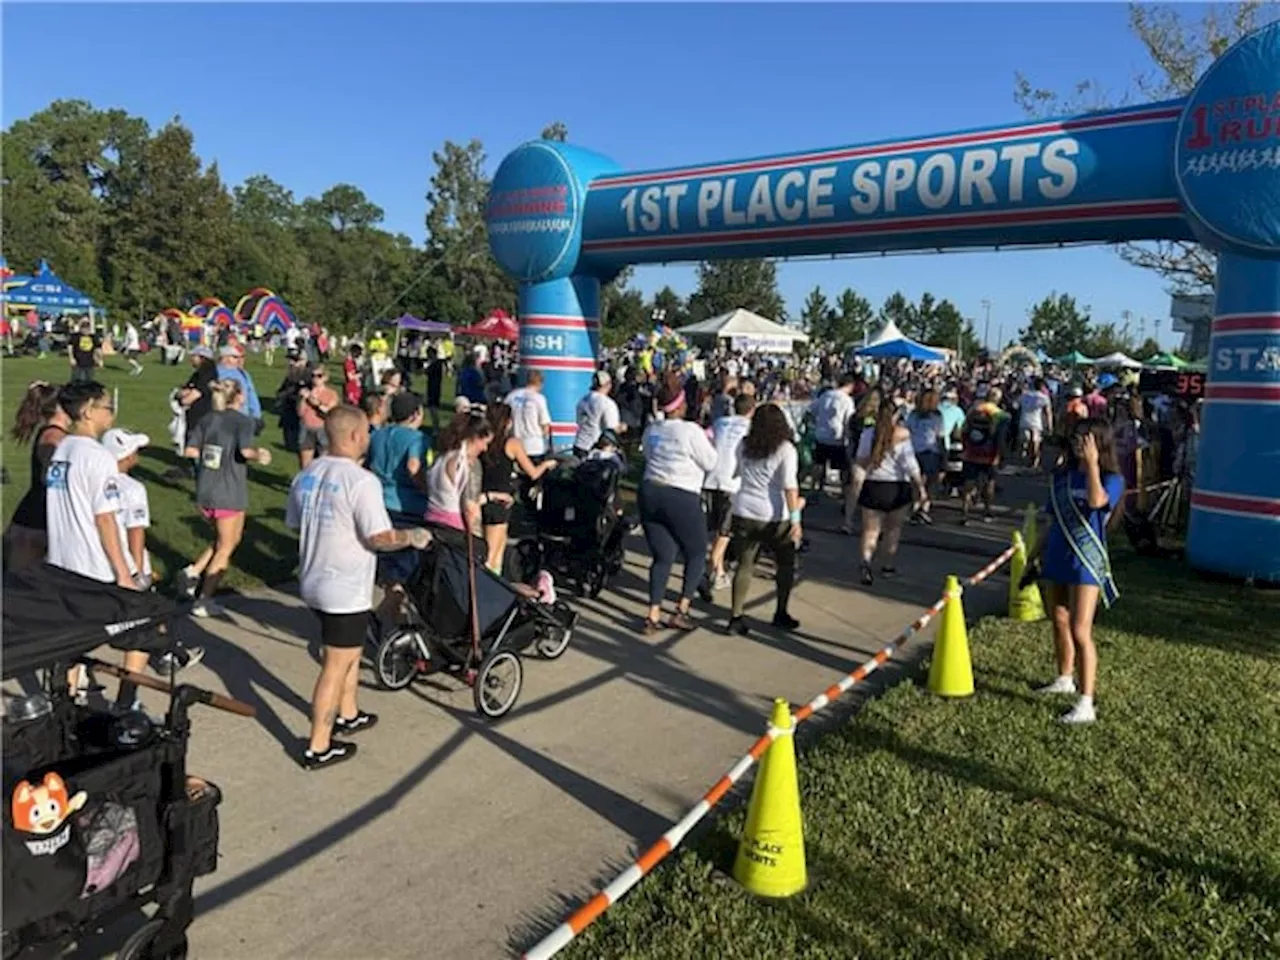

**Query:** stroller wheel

left=473, top=649, right=523, bottom=718
left=535, top=620, right=573, bottom=660
left=375, top=629, right=426, bottom=691
left=117, top=920, right=188, bottom=960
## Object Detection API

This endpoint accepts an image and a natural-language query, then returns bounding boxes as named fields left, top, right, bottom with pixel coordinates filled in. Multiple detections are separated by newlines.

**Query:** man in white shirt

left=1018, top=376, right=1053, bottom=470
left=572, top=371, right=623, bottom=459
left=808, top=374, right=856, bottom=494
left=286, top=405, right=432, bottom=771
left=122, top=322, right=144, bottom=377
left=703, top=393, right=755, bottom=590
left=506, top=371, right=552, bottom=461
left=45, top=382, right=153, bottom=705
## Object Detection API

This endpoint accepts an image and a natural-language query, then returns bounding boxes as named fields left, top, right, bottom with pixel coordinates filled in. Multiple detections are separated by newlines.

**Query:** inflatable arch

left=485, top=24, right=1279, bottom=582
left=999, top=345, right=1043, bottom=375
left=190, top=297, right=237, bottom=329
left=234, top=287, right=296, bottom=335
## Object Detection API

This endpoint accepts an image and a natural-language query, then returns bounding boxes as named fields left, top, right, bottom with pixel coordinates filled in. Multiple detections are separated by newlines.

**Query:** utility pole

left=1121, top=309, right=1132, bottom=342
left=981, top=298, right=991, bottom=350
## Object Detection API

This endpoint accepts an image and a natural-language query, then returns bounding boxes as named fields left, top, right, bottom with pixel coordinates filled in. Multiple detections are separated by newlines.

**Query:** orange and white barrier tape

left=523, top=543, right=1018, bottom=960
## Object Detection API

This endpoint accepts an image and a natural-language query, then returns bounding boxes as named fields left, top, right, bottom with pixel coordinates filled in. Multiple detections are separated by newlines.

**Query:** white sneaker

left=191, top=599, right=225, bottom=619
left=713, top=572, right=732, bottom=591
left=1059, top=700, right=1097, bottom=724
left=1035, top=676, right=1077, bottom=695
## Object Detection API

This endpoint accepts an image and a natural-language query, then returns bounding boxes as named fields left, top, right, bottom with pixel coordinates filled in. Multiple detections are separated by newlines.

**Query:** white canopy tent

left=1094, top=351, right=1143, bottom=369
left=677, top=308, right=809, bottom=353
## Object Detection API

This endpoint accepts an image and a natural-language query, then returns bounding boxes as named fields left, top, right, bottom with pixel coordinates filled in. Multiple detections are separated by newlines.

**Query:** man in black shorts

left=286, top=405, right=432, bottom=770
left=67, top=321, right=101, bottom=384
left=808, top=374, right=856, bottom=495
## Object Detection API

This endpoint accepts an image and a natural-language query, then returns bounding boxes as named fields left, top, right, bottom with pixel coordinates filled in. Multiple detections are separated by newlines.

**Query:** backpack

left=963, top=409, right=999, bottom=460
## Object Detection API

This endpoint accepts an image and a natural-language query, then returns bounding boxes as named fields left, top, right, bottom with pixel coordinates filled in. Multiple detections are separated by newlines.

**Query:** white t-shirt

left=287, top=456, right=393, bottom=615
left=125, top=324, right=140, bottom=351
left=642, top=420, right=718, bottom=494
left=811, top=389, right=855, bottom=446
left=113, top=473, right=152, bottom=578
left=704, top=415, right=751, bottom=493
left=1019, top=390, right=1050, bottom=431
left=856, top=431, right=923, bottom=484
left=507, top=387, right=551, bottom=457
left=45, top=434, right=123, bottom=583
left=733, top=442, right=799, bottom=523
left=573, top=391, right=620, bottom=452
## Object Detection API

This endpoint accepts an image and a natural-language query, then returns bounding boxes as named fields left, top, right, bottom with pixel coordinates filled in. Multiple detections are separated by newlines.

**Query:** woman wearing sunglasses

left=297, top=366, right=339, bottom=470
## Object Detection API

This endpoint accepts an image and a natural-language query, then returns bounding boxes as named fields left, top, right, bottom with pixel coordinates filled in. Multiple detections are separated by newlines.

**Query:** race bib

left=201, top=444, right=224, bottom=471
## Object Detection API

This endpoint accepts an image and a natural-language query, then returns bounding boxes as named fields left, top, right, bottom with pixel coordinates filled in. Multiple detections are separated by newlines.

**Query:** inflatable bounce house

left=190, top=297, right=237, bottom=331
left=234, top=288, right=295, bottom=335
left=160, top=307, right=204, bottom=345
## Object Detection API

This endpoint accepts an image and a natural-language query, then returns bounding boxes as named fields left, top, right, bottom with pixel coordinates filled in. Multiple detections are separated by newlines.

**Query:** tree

left=687, top=259, right=785, bottom=322
left=649, top=285, right=689, bottom=328
left=424, top=138, right=515, bottom=322
left=1014, top=2, right=1277, bottom=292
left=878, top=292, right=913, bottom=334
left=540, top=121, right=569, bottom=142
left=834, top=288, right=874, bottom=347
left=799, top=286, right=836, bottom=338
left=1019, top=293, right=1093, bottom=357
left=1083, top=323, right=1137, bottom=358
left=1133, top=336, right=1162, bottom=360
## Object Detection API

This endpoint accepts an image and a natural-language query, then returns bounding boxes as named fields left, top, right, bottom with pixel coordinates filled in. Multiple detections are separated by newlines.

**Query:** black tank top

left=10, top=424, right=67, bottom=531
left=481, top=444, right=515, bottom=495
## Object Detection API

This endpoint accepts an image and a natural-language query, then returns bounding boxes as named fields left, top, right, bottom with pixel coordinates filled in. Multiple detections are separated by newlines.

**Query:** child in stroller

left=371, top=526, right=577, bottom=718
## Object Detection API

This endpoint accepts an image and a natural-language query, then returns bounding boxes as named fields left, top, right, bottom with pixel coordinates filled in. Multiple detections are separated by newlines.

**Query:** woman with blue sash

left=1025, top=419, right=1124, bottom=725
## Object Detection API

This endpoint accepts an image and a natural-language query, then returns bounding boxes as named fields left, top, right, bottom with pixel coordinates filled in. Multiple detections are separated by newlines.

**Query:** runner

left=959, top=387, right=1007, bottom=525
left=178, top=380, right=273, bottom=617
left=703, top=392, right=755, bottom=591
left=67, top=321, right=101, bottom=384
left=297, top=365, right=339, bottom=470
left=725, top=403, right=803, bottom=636
left=287, top=405, right=433, bottom=770
left=366, top=391, right=430, bottom=621
left=854, top=396, right=928, bottom=586
left=480, top=402, right=555, bottom=573
left=807, top=374, right=856, bottom=497
left=905, top=388, right=945, bottom=523
left=4, top=382, right=70, bottom=571
left=1019, top=376, right=1053, bottom=469
left=122, top=321, right=144, bottom=377
left=572, top=371, right=623, bottom=460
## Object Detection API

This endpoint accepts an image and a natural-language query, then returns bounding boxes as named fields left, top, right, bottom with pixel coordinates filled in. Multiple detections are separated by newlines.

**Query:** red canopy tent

left=455, top=309, right=519, bottom=341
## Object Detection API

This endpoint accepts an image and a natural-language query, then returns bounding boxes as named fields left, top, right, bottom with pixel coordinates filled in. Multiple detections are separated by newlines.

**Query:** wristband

left=789, top=509, right=802, bottom=523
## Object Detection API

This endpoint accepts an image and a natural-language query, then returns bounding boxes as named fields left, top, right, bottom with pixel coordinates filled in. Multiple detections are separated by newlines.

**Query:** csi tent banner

left=677, top=308, right=809, bottom=347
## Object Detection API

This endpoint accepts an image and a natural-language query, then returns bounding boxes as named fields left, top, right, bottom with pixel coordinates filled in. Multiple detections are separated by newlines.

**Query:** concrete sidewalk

left=83, top=502, right=1026, bottom=959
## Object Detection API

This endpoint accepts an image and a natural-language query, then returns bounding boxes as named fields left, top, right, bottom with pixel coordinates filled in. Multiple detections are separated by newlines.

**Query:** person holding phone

left=1022, top=418, right=1125, bottom=725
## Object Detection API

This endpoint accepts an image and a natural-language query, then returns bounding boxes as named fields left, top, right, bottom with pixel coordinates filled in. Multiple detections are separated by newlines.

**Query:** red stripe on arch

left=1191, top=491, right=1280, bottom=517
left=522, top=315, right=600, bottom=330
left=1204, top=384, right=1280, bottom=402
left=1212, top=314, right=1280, bottom=334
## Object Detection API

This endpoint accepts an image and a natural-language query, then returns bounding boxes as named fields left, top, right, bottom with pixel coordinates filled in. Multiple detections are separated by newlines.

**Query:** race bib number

left=201, top=444, right=224, bottom=471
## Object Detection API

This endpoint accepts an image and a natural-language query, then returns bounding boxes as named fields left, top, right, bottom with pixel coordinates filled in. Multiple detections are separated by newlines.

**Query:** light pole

left=981, top=298, right=991, bottom=351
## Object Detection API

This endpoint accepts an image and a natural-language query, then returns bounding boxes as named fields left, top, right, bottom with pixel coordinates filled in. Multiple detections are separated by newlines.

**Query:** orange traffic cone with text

left=733, top=699, right=807, bottom=898
left=1008, top=531, right=1047, bottom=622
left=927, top=575, right=974, bottom=697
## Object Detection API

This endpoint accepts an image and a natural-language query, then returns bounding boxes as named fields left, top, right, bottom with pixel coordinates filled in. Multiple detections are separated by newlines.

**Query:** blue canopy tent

left=855, top=320, right=946, bottom=363
left=0, top=259, right=103, bottom=323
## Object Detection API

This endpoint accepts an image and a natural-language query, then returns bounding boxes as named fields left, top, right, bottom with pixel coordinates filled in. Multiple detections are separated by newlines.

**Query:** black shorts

left=300, top=426, right=327, bottom=452
left=481, top=500, right=513, bottom=526
left=962, top=461, right=997, bottom=487
left=813, top=442, right=850, bottom=474
left=314, top=610, right=371, bottom=650
left=858, top=480, right=914, bottom=513
left=705, top=489, right=734, bottom=537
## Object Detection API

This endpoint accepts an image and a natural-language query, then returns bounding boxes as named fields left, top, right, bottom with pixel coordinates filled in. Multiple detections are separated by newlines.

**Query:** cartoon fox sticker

left=12, top=772, right=87, bottom=836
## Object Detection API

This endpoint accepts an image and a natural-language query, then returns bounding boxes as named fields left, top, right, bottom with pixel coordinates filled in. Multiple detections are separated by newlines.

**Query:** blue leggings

left=639, top=482, right=708, bottom=607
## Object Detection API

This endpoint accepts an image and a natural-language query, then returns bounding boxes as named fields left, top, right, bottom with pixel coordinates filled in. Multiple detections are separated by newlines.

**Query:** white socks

left=1036, top=675, right=1077, bottom=695
left=1060, top=695, right=1096, bottom=725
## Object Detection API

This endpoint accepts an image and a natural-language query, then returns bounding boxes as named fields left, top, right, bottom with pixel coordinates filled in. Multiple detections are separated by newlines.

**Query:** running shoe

left=174, top=567, right=200, bottom=600
left=301, top=740, right=357, bottom=771
left=713, top=572, right=732, bottom=591
left=880, top=566, right=900, bottom=579
left=149, top=645, right=205, bottom=675
left=772, top=613, right=800, bottom=631
left=860, top=562, right=874, bottom=586
left=1035, top=676, right=1077, bottom=695
left=334, top=711, right=379, bottom=735
left=726, top=616, right=751, bottom=637
left=190, top=600, right=225, bottom=619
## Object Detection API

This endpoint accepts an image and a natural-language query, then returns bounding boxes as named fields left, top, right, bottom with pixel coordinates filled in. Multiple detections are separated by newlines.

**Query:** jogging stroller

left=371, top=530, right=577, bottom=718
left=2, top=564, right=254, bottom=960
left=531, top=458, right=635, bottom=598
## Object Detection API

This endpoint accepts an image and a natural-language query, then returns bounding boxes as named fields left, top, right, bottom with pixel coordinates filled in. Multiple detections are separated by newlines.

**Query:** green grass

left=564, top=550, right=1280, bottom=959
left=1, top=352, right=453, bottom=590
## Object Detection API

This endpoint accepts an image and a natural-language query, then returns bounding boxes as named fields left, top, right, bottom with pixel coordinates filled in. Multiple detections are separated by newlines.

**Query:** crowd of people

left=3, top=331, right=1198, bottom=769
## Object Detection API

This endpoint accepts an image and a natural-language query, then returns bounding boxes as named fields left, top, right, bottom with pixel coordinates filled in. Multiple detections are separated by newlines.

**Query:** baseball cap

left=219, top=344, right=243, bottom=359
left=191, top=345, right=214, bottom=360
left=1068, top=385, right=1084, bottom=397
left=390, top=391, right=422, bottom=423
left=102, top=429, right=150, bottom=460
left=454, top=396, right=472, bottom=414
left=592, top=370, right=613, bottom=389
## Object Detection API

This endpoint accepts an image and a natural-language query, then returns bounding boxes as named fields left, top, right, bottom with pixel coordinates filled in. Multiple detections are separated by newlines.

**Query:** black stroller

left=2, top=564, right=254, bottom=960
left=371, top=530, right=577, bottom=718
left=530, top=457, right=635, bottom=598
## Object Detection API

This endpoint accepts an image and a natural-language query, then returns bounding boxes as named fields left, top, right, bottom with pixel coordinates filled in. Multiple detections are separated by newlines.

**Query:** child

left=587, top=428, right=627, bottom=472
left=102, top=428, right=205, bottom=682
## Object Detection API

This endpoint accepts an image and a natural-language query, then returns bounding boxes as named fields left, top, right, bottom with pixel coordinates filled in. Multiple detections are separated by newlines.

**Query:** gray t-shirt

left=190, top=410, right=255, bottom=511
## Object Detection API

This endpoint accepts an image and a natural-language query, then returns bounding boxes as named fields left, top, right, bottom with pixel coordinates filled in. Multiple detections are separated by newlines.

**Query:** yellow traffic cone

left=1021, top=503, right=1039, bottom=551
left=927, top=576, right=974, bottom=697
left=1008, top=531, right=1047, bottom=622
left=733, top=698, right=807, bottom=898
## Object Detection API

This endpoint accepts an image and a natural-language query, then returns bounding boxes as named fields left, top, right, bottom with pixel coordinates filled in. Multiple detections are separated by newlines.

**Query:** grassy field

left=563, top=548, right=1280, bottom=959
left=0, top=351, right=452, bottom=590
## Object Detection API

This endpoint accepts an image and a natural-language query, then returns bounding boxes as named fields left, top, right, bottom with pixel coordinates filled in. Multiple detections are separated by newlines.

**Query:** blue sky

left=3, top=3, right=1194, bottom=348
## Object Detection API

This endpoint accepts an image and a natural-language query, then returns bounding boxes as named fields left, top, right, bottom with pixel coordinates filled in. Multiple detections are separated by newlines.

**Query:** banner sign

left=729, top=335, right=797, bottom=354
left=578, top=104, right=1193, bottom=272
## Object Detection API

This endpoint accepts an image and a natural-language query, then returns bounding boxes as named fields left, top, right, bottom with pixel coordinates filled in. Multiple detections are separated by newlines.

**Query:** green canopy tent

left=1055, top=350, right=1096, bottom=366
left=1144, top=352, right=1189, bottom=369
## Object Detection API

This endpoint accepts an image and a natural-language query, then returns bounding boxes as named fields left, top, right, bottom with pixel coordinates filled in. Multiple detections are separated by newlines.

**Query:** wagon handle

left=83, top=657, right=257, bottom=718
